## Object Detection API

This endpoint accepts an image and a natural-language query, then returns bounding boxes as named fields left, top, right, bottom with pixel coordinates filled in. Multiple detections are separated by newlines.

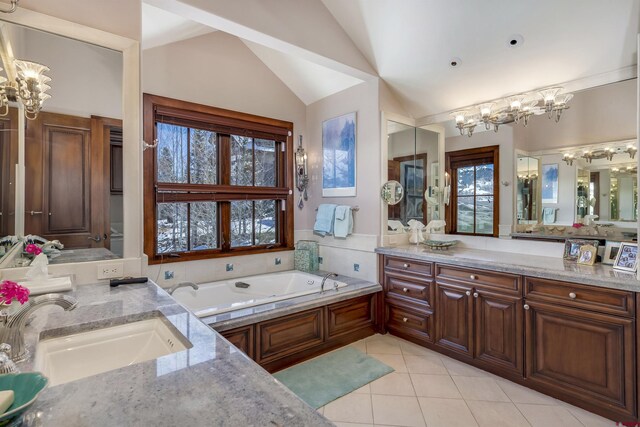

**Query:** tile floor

left=313, top=334, right=618, bottom=427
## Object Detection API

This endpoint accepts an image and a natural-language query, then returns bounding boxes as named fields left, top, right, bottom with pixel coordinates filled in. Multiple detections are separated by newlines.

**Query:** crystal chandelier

left=0, top=60, right=51, bottom=120
left=452, top=87, right=572, bottom=137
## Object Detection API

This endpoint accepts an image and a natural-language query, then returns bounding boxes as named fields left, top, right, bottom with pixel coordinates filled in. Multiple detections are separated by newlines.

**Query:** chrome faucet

left=320, top=273, right=338, bottom=294
left=0, top=293, right=77, bottom=362
left=167, top=281, right=199, bottom=295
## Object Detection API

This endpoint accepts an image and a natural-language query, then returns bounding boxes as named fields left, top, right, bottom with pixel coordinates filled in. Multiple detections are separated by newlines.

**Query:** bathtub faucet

left=168, top=281, right=199, bottom=295
left=320, top=273, right=339, bottom=294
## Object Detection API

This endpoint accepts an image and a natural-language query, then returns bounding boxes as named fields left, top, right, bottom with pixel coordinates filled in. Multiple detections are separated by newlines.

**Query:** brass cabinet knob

left=402, top=317, right=408, bottom=323
left=569, top=292, right=577, bottom=299
left=465, top=291, right=471, bottom=296
left=524, top=304, right=530, bottom=310
left=469, top=275, right=477, bottom=280
left=402, top=287, right=409, bottom=293
left=473, top=292, right=479, bottom=298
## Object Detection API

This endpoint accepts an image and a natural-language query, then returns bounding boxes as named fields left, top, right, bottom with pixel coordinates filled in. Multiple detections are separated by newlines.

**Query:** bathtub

left=171, top=271, right=348, bottom=318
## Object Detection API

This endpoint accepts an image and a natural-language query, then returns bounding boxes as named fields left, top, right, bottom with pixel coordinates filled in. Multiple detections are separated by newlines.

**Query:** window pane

left=157, top=123, right=188, bottom=183
left=231, top=135, right=253, bottom=186
left=231, top=200, right=253, bottom=247
left=456, top=196, right=474, bottom=233
left=457, top=166, right=474, bottom=195
left=254, top=139, right=276, bottom=187
left=475, top=164, right=494, bottom=195
left=189, top=129, right=217, bottom=185
left=157, top=203, right=188, bottom=253
left=476, top=196, right=494, bottom=234
left=190, top=202, right=217, bottom=250
left=255, top=200, right=277, bottom=245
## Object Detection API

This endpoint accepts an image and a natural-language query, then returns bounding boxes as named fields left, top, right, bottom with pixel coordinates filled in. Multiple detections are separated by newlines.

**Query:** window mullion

left=220, top=134, right=231, bottom=251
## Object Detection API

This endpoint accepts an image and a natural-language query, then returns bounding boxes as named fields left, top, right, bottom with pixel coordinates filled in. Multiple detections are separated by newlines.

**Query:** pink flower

left=25, top=244, right=42, bottom=256
left=0, top=280, right=30, bottom=305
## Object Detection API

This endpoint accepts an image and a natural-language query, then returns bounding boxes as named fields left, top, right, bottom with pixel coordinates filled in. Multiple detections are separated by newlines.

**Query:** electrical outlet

left=97, top=262, right=123, bottom=279
left=318, top=256, right=323, bottom=264
left=164, top=271, right=174, bottom=280
left=354, top=263, right=360, bottom=272
left=275, top=258, right=281, bottom=265
left=226, top=263, right=234, bottom=272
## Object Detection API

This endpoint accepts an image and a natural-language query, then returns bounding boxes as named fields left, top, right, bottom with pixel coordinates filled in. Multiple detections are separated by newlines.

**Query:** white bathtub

left=171, top=271, right=348, bottom=318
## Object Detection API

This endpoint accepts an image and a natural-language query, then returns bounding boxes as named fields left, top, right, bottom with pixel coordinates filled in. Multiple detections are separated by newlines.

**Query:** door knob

left=465, top=291, right=471, bottom=296
left=29, top=211, right=43, bottom=216
left=87, top=235, right=102, bottom=242
left=402, top=287, right=409, bottom=293
left=403, top=263, right=410, bottom=269
left=473, top=292, right=479, bottom=298
left=469, top=275, right=477, bottom=280
left=569, top=292, right=577, bottom=299
left=402, top=317, right=408, bottom=323
left=524, top=304, right=530, bottom=310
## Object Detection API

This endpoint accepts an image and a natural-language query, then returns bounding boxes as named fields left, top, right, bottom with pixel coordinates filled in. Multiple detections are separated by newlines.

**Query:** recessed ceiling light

left=508, top=34, right=524, bottom=48
left=449, top=57, right=461, bottom=68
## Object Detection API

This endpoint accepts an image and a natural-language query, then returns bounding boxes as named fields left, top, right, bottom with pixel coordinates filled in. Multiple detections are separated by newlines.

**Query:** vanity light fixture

left=452, top=86, right=572, bottom=137
left=562, top=141, right=637, bottom=166
left=562, top=153, right=575, bottom=166
left=0, top=60, right=52, bottom=120
left=625, top=145, right=637, bottom=159
left=295, top=135, right=309, bottom=209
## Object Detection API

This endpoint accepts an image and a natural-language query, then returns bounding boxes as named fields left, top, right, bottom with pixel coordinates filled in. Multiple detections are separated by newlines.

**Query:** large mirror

left=0, top=20, right=123, bottom=268
left=386, top=120, right=441, bottom=234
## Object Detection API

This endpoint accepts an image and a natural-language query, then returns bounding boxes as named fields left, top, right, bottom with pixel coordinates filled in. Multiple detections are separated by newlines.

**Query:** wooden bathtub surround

left=379, top=254, right=638, bottom=422
left=217, top=293, right=380, bottom=373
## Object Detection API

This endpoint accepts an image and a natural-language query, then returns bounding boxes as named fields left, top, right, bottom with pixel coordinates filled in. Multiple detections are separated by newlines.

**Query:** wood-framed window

left=445, top=145, right=499, bottom=237
left=143, top=94, right=294, bottom=264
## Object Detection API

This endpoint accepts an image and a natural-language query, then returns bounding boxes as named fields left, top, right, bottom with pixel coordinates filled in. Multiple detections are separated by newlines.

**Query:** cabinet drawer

left=436, top=264, right=521, bottom=293
left=220, top=325, right=255, bottom=359
left=525, top=277, right=634, bottom=317
left=327, top=294, right=375, bottom=339
left=385, top=272, right=433, bottom=308
left=384, top=256, right=433, bottom=277
left=256, top=308, right=323, bottom=364
left=385, top=300, right=433, bottom=343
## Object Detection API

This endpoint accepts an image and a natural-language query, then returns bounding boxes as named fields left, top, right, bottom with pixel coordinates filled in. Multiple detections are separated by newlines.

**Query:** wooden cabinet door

left=525, top=300, right=635, bottom=419
left=435, top=281, right=473, bottom=357
left=326, top=294, right=375, bottom=339
left=221, top=325, right=255, bottom=359
left=474, top=290, right=523, bottom=375
left=0, top=109, right=17, bottom=236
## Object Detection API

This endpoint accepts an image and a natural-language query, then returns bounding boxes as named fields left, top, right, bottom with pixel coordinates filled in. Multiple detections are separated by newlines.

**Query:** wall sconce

left=295, top=135, right=308, bottom=209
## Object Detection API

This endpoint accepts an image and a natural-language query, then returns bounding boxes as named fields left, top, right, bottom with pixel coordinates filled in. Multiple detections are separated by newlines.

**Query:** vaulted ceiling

left=142, top=0, right=639, bottom=118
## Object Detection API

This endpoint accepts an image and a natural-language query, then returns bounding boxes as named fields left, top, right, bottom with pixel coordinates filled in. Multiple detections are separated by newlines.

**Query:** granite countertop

left=17, top=282, right=332, bottom=426
left=376, top=245, right=640, bottom=292
left=205, top=272, right=382, bottom=332
left=510, top=232, right=636, bottom=241
left=48, top=248, right=120, bottom=265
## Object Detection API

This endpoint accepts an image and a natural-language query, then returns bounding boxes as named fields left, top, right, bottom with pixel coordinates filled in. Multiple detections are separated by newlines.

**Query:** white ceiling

left=321, top=0, right=639, bottom=119
left=142, top=3, right=215, bottom=50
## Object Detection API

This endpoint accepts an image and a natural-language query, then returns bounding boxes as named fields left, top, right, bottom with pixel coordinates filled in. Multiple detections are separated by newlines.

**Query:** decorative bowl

left=422, top=240, right=460, bottom=250
left=0, top=373, right=48, bottom=425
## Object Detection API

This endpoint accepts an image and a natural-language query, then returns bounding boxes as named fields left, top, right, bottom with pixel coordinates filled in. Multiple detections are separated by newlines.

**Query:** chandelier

left=562, top=142, right=637, bottom=166
left=452, top=87, right=573, bottom=137
left=0, top=60, right=52, bottom=120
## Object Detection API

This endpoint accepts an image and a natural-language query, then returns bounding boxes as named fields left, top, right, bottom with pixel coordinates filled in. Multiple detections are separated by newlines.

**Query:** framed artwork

left=577, top=244, right=597, bottom=266
left=603, top=241, right=622, bottom=266
left=403, top=164, right=424, bottom=197
left=322, top=112, right=356, bottom=197
left=563, top=239, right=599, bottom=262
left=541, top=163, right=559, bottom=204
left=613, top=242, right=638, bottom=273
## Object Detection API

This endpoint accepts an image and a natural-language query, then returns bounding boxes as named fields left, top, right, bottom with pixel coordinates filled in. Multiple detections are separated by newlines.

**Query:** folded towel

left=387, top=220, right=405, bottom=231
left=314, top=204, right=337, bottom=236
left=542, top=207, right=557, bottom=224
left=334, top=205, right=353, bottom=238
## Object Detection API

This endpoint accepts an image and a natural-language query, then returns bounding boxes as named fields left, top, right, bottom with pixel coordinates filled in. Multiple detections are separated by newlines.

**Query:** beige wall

left=16, top=0, right=140, bottom=41
left=302, top=79, right=381, bottom=234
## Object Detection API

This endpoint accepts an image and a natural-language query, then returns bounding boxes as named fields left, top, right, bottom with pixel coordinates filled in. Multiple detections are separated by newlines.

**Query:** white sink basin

left=34, top=318, right=191, bottom=386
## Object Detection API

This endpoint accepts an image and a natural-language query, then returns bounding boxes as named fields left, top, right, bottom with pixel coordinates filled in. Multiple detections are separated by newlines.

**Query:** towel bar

left=315, top=206, right=359, bottom=212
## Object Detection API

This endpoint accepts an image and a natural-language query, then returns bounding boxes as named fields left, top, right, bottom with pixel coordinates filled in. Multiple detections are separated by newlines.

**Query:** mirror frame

left=0, top=9, right=142, bottom=278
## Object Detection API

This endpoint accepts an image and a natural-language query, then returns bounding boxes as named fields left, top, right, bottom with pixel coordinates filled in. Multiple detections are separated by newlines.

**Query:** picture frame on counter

left=563, top=239, right=600, bottom=262
left=602, top=241, right=622, bottom=266
left=577, top=244, right=597, bottom=266
left=613, top=242, right=638, bottom=273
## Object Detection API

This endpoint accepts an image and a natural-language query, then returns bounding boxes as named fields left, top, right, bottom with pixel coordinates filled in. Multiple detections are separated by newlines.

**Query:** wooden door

left=435, top=281, right=473, bottom=357
left=525, top=300, right=635, bottom=419
left=387, top=160, right=401, bottom=221
left=474, top=289, right=523, bottom=375
left=0, top=109, right=17, bottom=236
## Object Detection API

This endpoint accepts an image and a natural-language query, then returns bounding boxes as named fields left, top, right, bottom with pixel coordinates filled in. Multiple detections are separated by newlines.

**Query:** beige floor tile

left=441, top=357, right=489, bottom=377
left=353, top=383, right=371, bottom=394
left=410, top=374, right=461, bottom=398
left=417, top=397, right=478, bottom=427
left=317, top=406, right=324, bottom=415
left=371, top=395, right=426, bottom=427
left=564, top=405, right=618, bottom=427
left=334, top=423, right=374, bottom=427
left=324, top=393, right=374, bottom=424
left=452, top=376, right=510, bottom=402
left=516, top=403, right=583, bottom=427
left=370, top=372, right=415, bottom=396
left=496, top=379, right=557, bottom=405
left=397, top=339, right=435, bottom=357
left=366, top=337, right=402, bottom=355
left=466, top=401, right=530, bottom=427
left=368, top=353, right=407, bottom=373
left=403, top=354, right=448, bottom=375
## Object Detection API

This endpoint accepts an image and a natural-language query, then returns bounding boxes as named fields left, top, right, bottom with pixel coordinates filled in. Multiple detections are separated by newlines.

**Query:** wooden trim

left=143, top=94, right=294, bottom=263
left=445, top=145, right=500, bottom=237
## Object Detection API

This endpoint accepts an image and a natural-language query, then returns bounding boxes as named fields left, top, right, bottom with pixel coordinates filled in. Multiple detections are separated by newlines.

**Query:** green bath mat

left=274, top=346, right=394, bottom=409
